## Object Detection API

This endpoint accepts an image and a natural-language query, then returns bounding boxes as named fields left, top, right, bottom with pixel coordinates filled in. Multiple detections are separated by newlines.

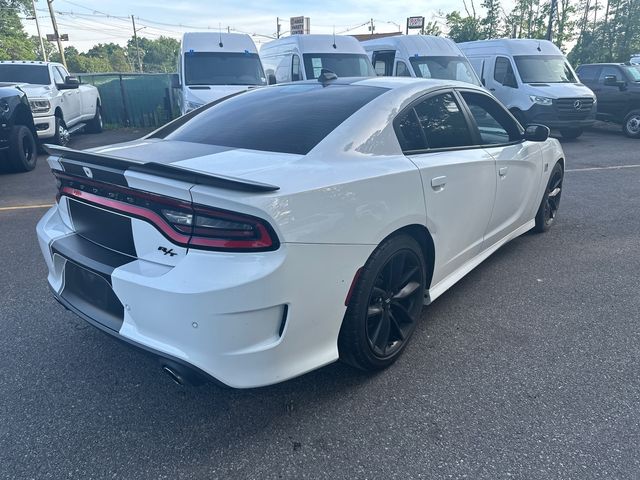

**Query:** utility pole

left=131, top=15, right=142, bottom=73
left=46, top=0, right=66, bottom=68
left=369, top=18, right=375, bottom=36
left=32, top=0, right=47, bottom=61
left=276, top=17, right=281, bottom=38
left=546, top=0, right=557, bottom=41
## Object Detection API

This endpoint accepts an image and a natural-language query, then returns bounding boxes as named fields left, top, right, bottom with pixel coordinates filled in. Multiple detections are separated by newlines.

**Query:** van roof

left=459, top=39, right=563, bottom=57
left=260, top=34, right=367, bottom=55
left=361, top=35, right=464, bottom=57
left=182, top=32, right=259, bottom=54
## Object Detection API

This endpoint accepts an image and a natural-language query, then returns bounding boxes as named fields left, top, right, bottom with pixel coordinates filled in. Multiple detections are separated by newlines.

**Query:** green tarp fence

left=77, top=73, right=179, bottom=128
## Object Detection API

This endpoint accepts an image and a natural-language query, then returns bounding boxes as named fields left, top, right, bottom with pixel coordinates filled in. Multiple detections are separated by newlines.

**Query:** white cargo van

left=459, top=39, right=596, bottom=138
left=259, top=35, right=375, bottom=83
left=361, top=35, right=481, bottom=86
left=176, top=32, right=266, bottom=114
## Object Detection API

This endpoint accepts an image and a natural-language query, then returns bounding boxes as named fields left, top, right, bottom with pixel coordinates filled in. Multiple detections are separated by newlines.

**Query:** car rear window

left=159, top=83, right=387, bottom=155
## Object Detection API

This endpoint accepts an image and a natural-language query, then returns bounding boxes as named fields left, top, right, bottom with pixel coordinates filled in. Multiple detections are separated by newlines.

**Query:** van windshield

left=409, top=56, right=481, bottom=85
left=184, top=52, right=266, bottom=86
left=302, top=53, right=375, bottom=79
left=514, top=55, right=577, bottom=83
left=0, top=64, right=50, bottom=85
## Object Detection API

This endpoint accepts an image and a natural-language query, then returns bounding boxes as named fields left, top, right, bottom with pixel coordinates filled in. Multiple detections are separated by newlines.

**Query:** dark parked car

left=576, top=63, right=640, bottom=138
left=0, top=84, right=37, bottom=171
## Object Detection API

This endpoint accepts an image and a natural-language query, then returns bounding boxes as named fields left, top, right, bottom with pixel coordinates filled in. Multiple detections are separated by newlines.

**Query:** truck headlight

left=29, top=99, right=51, bottom=113
left=529, top=96, right=553, bottom=106
left=184, top=100, right=204, bottom=113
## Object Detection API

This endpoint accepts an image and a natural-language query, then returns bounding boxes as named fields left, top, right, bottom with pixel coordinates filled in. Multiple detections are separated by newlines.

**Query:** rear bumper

left=37, top=204, right=372, bottom=388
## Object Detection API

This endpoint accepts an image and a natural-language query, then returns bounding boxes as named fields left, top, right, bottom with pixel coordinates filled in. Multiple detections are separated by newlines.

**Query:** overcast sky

left=22, top=0, right=510, bottom=52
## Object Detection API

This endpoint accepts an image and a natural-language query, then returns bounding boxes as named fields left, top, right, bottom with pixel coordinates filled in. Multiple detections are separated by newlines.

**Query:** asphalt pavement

left=0, top=125, right=638, bottom=479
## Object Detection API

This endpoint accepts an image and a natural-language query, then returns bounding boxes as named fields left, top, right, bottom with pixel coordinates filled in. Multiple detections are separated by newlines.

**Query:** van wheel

left=6, top=125, right=37, bottom=172
left=86, top=103, right=103, bottom=133
left=560, top=128, right=583, bottom=139
left=339, top=235, right=426, bottom=371
left=622, top=110, right=640, bottom=138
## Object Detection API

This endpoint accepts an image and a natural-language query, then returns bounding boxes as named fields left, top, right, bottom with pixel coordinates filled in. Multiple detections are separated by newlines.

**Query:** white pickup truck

left=0, top=61, right=102, bottom=146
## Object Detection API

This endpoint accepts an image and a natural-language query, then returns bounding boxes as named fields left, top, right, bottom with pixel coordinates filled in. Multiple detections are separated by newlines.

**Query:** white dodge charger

left=37, top=77, right=565, bottom=388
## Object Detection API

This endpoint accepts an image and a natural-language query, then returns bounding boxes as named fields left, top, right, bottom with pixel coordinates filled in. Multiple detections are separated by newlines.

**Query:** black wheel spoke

left=388, top=311, right=405, bottom=341
left=392, top=281, right=421, bottom=300
left=367, top=304, right=383, bottom=317
left=373, top=311, right=391, bottom=354
left=394, top=266, right=419, bottom=293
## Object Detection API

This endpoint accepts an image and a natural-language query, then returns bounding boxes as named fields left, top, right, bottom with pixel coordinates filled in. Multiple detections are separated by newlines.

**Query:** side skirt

left=424, top=219, right=535, bottom=305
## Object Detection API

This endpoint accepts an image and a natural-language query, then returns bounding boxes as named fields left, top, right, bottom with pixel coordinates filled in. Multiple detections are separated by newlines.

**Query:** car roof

left=276, top=76, right=485, bottom=93
left=577, top=63, right=631, bottom=66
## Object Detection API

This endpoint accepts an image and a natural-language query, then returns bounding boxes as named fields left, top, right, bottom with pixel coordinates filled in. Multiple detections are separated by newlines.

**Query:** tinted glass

left=409, top=56, right=481, bottom=85
left=625, top=65, right=640, bottom=81
left=413, top=92, right=473, bottom=149
left=291, top=55, right=301, bottom=81
left=0, top=64, right=50, bottom=85
left=576, top=65, right=599, bottom=82
left=514, top=55, right=577, bottom=83
left=302, top=54, right=375, bottom=79
left=160, top=84, right=387, bottom=155
left=396, top=109, right=426, bottom=151
left=461, top=91, right=521, bottom=145
left=494, top=57, right=515, bottom=85
left=396, top=61, right=411, bottom=77
left=184, top=52, right=266, bottom=86
left=599, top=65, right=621, bottom=82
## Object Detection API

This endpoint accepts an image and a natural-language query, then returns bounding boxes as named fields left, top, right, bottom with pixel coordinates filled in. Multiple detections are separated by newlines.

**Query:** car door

left=457, top=90, right=543, bottom=247
left=596, top=65, right=627, bottom=120
left=396, top=90, right=496, bottom=284
left=53, top=66, right=81, bottom=125
left=485, top=56, right=519, bottom=109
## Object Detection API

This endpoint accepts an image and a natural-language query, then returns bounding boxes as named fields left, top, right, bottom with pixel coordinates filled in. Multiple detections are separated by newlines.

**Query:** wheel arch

left=54, top=106, right=64, bottom=120
left=12, top=103, right=36, bottom=135
left=382, top=223, right=436, bottom=289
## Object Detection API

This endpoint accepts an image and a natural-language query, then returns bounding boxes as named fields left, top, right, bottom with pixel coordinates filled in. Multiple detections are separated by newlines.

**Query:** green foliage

left=0, top=0, right=36, bottom=61
left=446, top=11, right=483, bottom=42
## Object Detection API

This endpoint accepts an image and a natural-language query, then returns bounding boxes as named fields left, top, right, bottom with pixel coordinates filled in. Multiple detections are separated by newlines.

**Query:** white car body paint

left=37, top=78, right=565, bottom=388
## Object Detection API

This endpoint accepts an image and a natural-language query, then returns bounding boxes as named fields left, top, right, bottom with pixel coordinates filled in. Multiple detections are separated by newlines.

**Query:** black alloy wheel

left=534, top=162, right=563, bottom=232
left=339, top=234, right=427, bottom=371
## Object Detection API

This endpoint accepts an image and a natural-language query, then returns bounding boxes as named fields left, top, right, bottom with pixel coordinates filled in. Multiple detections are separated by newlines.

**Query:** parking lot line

left=566, top=164, right=640, bottom=172
left=0, top=204, right=53, bottom=212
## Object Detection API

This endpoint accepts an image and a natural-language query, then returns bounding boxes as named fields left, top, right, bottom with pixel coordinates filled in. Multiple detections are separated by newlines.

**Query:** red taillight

left=56, top=173, right=278, bottom=252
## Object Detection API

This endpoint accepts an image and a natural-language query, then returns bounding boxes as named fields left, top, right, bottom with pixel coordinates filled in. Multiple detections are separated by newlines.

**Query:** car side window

left=396, top=61, right=411, bottom=77
left=396, top=109, right=426, bottom=151
left=599, top=66, right=621, bottom=83
left=577, top=65, right=599, bottom=83
left=494, top=57, right=517, bottom=88
left=413, top=92, right=474, bottom=149
left=52, top=67, right=65, bottom=85
left=291, top=54, right=301, bottom=81
left=460, top=91, right=521, bottom=145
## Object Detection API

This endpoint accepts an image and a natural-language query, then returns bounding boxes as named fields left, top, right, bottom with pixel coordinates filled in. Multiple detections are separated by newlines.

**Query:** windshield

left=184, top=52, right=266, bottom=86
left=624, top=65, right=640, bottom=81
left=0, top=64, right=50, bottom=85
left=514, top=55, right=577, bottom=83
left=409, top=56, right=481, bottom=86
left=302, top=53, right=375, bottom=79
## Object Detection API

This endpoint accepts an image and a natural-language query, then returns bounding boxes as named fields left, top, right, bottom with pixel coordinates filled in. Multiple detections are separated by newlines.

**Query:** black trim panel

left=44, top=144, right=280, bottom=192
left=59, top=159, right=129, bottom=186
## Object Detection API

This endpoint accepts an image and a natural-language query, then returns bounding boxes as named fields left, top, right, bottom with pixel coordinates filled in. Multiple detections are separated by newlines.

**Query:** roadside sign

left=407, top=16, right=425, bottom=29
left=290, top=16, right=310, bottom=35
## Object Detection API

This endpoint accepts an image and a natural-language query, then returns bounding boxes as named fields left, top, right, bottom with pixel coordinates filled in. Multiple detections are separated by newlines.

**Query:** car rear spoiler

left=43, top=144, right=280, bottom=193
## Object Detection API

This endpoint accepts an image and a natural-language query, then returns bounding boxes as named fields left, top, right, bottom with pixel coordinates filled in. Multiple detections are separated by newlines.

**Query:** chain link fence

left=78, top=73, right=179, bottom=129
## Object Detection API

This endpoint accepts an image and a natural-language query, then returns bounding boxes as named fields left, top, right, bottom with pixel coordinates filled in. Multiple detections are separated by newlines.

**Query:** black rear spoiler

left=43, top=144, right=280, bottom=193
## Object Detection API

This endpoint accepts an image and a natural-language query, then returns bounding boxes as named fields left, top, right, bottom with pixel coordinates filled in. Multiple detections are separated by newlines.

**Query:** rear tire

left=560, top=128, right=583, bottom=139
left=86, top=103, right=103, bottom=133
left=534, top=162, right=564, bottom=233
left=6, top=125, right=37, bottom=172
left=622, top=110, right=640, bottom=138
left=339, top=234, right=427, bottom=371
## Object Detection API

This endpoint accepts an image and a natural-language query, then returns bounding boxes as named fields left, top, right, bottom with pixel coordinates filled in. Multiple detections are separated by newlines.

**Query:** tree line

left=2, top=0, right=640, bottom=71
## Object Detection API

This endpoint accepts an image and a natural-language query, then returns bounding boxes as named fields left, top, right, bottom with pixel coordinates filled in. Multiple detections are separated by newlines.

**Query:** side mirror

left=267, top=73, right=277, bottom=85
left=604, top=74, right=626, bottom=89
left=170, top=73, right=181, bottom=88
left=58, top=76, right=80, bottom=89
left=523, top=124, right=550, bottom=142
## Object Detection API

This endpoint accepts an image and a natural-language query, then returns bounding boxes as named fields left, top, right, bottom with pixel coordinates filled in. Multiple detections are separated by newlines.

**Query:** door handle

left=498, top=166, right=508, bottom=177
left=431, top=175, right=447, bottom=190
